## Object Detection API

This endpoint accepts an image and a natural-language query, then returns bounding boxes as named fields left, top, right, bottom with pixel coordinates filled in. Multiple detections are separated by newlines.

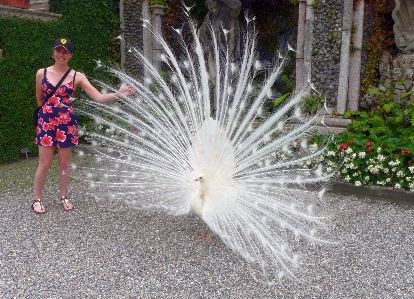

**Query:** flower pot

left=0, top=0, right=30, bottom=9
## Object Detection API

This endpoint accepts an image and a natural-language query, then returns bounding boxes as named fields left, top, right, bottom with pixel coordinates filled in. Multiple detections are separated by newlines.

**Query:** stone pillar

left=303, top=0, right=315, bottom=89
left=295, top=0, right=307, bottom=91
left=120, top=0, right=125, bottom=70
left=336, top=0, right=353, bottom=115
left=150, top=4, right=165, bottom=72
left=142, top=0, right=151, bottom=81
left=347, top=0, right=364, bottom=111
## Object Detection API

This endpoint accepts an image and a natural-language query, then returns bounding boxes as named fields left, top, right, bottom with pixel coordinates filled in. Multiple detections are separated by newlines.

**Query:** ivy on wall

left=361, top=0, right=395, bottom=94
left=0, top=0, right=120, bottom=163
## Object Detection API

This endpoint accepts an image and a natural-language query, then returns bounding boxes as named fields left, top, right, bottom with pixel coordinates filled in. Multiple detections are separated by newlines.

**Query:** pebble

left=1, top=162, right=413, bottom=298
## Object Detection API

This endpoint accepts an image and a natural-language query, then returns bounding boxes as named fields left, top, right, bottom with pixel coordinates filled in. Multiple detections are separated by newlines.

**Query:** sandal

left=61, top=196, right=74, bottom=211
left=32, top=199, right=46, bottom=214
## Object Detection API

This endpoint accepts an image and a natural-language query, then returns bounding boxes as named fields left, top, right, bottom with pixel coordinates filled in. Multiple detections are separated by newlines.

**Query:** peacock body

left=79, top=10, right=334, bottom=282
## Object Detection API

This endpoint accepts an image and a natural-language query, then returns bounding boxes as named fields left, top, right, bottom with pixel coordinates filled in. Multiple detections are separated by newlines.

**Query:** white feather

left=80, top=13, right=333, bottom=283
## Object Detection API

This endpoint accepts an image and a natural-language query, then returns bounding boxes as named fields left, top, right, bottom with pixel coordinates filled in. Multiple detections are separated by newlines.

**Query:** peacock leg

left=195, top=223, right=212, bottom=242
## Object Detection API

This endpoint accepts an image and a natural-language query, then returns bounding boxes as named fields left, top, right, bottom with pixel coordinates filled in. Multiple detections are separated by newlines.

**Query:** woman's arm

left=35, top=69, right=44, bottom=106
left=76, top=72, right=133, bottom=102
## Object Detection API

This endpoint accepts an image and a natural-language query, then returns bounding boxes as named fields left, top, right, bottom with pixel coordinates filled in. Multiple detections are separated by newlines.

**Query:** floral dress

left=34, top=68, right=79, bottom=148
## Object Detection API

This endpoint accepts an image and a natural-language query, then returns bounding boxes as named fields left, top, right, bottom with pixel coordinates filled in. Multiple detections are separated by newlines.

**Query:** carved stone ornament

left=392, top=0, right=414, bottom=53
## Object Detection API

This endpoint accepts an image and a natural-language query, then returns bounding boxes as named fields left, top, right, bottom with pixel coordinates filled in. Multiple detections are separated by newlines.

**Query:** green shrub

left=325, top=88, right=414, bottom=191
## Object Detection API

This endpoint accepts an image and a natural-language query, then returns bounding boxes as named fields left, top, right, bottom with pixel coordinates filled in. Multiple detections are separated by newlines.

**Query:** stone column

left=336, top=0, right=353, bottom=115
left=142, top=0, right=151, bottom=80
left=303, top=0, right=315, bottom=90
left=347, top=0, right=364, bottom=111
left=295, top=0, right=307, bottom=91
left=120, top=0, right=125, bottom=70
left=150, top=4, right=165, bottom=72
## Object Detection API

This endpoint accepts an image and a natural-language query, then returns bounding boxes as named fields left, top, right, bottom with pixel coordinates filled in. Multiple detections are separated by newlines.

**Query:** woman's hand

left=118, top=85, right=135, bottom=97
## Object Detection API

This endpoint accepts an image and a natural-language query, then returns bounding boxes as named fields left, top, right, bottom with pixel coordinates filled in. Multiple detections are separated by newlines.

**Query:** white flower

left=327, top=151, right=336, bottom=157
left=377, top=147, right=382, bottom=153
left=345, top=147, right=353, bottom=154
left=309, top=143, right=318, bottom=153
left=377, top=154, right=386, bottom=162
left=409, top=166, right=414, bottom=174
left=406, top=177, right=412, bottom=182
left=397, top=171, right=405, bottom=177
left=364, top=176, right=370, bottom=181
left=377, top=181, right=386, bottom=185
left=327, top=167, right=332, bottom=172
left=358, top=152, right=366, bottom=158
left=389, top=160, right=401, bottom=167
left=355, top=181, right=361, bottom=186
left=394, top=183, right=401, bottom=189
left=383, top=168, right=389, bottom=174
left=344, top=175, right=351, bottom=182
left=386, top=178, right=391, bottom=183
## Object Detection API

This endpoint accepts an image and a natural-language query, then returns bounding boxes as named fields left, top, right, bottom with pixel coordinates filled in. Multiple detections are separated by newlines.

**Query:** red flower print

left=58, top=112, right=71, bottom=124
left=43, top=106, right=53, bottom=114
left=57, top=86, right=67, bottom=96
left=42, top=122, right=56, bottom=131
left=48, top=117, right=58, bottom=126
left=47, top=89, right=53, bottom=94
left=71, top=136, right=79, bottom=145
left=67, top=81, right=74, bottom=89
left=56, top=129, right=66, bottom=142
left=40, top=135, right=53, bottom=146
left=36, top=126, right=41, bottom=134
left=67, top=125, right=77, bottom=135
left=42, top=83, right=48, bottom=91
left=68, top=107, right=75, bottom=113
left=62, top=97, right=72, bottom=104
left=49, top=95, right=60, bottom=106
left=39, top=118, right=44, bottom=125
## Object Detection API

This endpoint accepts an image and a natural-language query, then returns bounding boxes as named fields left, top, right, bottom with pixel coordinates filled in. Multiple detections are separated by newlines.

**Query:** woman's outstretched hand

left=118, top=85, right=135, bottom=97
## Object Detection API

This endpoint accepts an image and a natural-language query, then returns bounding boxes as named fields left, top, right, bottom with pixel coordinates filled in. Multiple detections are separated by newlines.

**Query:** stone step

left=29, top=0, right=49, bottom=11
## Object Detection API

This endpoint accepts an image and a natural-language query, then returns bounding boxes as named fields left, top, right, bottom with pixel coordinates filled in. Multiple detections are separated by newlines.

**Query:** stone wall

left=311, top=0, right=343, bottom=108
left=360, top=52, right=414, bottom=110
left=122, top=0, right=144, bottom=77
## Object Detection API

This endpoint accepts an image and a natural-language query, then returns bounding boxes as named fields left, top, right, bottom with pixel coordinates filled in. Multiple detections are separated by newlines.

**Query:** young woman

left=33, top=38, right=134, bottom=214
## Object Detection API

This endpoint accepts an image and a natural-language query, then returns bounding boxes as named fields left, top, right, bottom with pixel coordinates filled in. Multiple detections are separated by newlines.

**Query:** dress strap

left=44, top=68, right=47, bottom=77
left=73, top=71, right=77, bottom=85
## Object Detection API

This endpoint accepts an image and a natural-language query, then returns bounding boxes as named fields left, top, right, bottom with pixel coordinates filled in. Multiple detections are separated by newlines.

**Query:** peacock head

left=194, top=174, right=204, bottom=182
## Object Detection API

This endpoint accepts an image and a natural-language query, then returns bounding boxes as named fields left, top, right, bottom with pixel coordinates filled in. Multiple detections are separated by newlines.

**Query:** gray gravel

left=1, top=155, right=414, bottom=298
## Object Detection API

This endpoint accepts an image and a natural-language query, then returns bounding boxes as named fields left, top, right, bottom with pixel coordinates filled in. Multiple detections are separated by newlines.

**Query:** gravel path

left=1, top=156, right=414, bottom=298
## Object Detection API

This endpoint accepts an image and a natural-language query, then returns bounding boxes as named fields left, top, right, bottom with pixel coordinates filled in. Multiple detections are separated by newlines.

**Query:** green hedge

left=0, top=0, right=119, bottom=163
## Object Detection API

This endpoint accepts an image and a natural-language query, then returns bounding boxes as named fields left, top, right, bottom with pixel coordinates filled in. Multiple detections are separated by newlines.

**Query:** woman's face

left=53, top=46, right=73, bottom=65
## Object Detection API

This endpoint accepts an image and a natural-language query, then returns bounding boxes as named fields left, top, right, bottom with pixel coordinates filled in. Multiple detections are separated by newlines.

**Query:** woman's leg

left=33, top=146, right=55, bottom=213
left=57, top=147, right=73, bottom=210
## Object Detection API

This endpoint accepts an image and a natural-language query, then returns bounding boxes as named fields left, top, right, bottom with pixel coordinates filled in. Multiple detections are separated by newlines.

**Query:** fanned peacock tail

left=77, top=8, right=336, bottom=283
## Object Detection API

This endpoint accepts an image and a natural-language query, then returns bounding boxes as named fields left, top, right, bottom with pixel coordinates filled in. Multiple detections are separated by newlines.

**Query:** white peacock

left=79, top=9, right=335, bottom=282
